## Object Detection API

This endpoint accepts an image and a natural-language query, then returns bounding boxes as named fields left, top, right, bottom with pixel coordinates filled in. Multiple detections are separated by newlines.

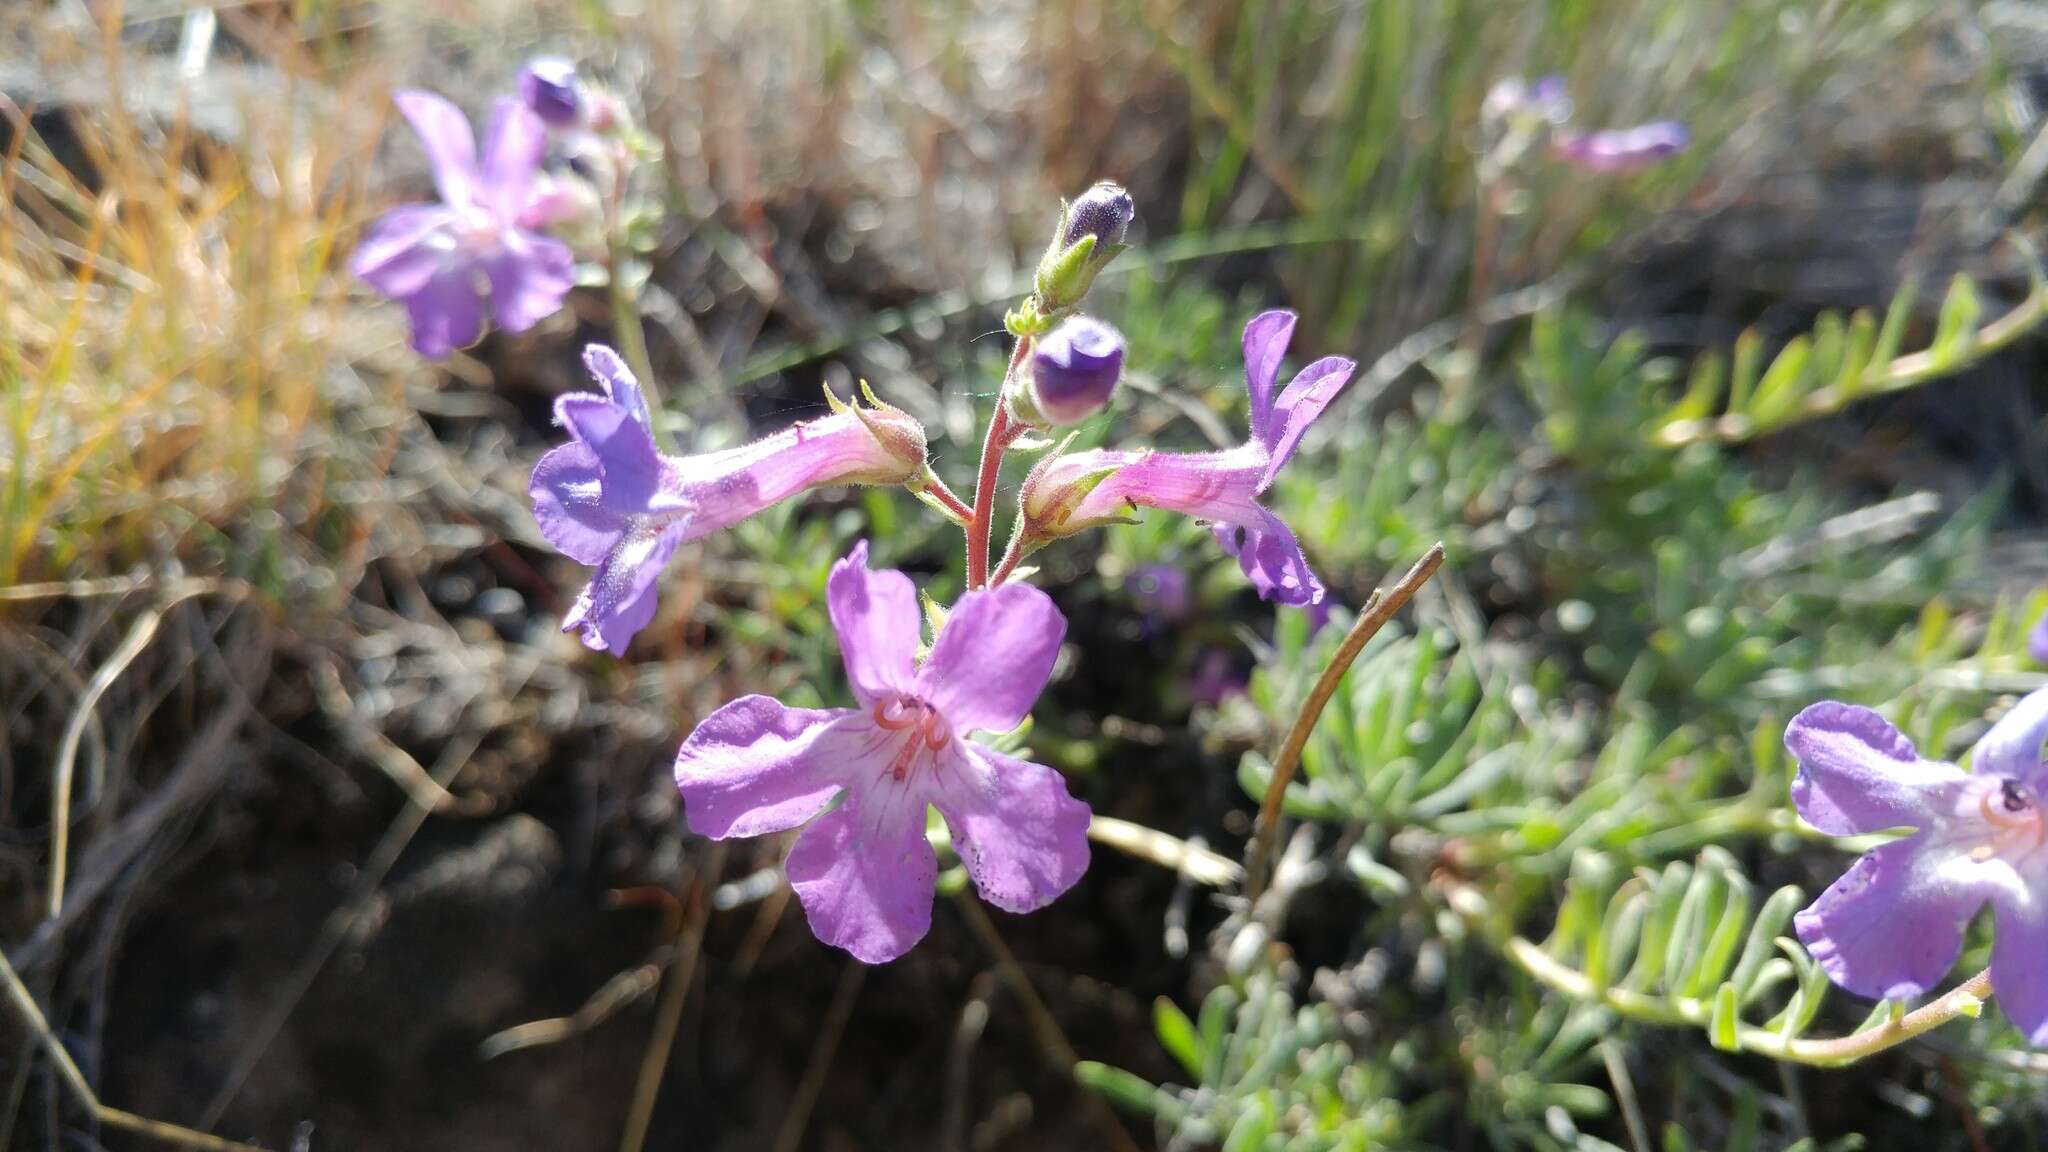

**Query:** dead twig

left=0, top=944, right=268, bottom=1151
left=1244, top=543, right=1446, bottom=901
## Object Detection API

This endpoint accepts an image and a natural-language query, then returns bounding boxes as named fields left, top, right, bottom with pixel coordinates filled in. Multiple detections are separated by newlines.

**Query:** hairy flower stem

left=1445, top=880, right=1995, bottom=1068
left=1244, top=542, right=1446, bottom=901
left=966, top=338, right=1033, bottom=587
left=605, top=242, right=668, bottom=451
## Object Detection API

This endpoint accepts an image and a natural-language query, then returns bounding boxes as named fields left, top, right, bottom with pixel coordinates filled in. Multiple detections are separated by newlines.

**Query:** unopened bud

left=1018, top=316, right=1124, bottom=426
left=1062, top=181, right=1134, bottom=250
left=518, top=58, right=583, bottom=128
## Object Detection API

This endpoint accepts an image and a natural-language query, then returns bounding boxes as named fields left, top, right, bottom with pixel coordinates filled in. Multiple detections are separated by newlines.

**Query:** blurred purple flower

left=673, top=542, right=1089, bottom=963
left=1126, top=564, right=1192, bottom=626
left=1483, top=74, right=1571, bottom=125
left=530, top=347, right=928, bottom=654
left=1303, top=596, right=1336, bottom=637
left=1786, top=696, right=2048, bottom=1042
left=1554, top=121, right=1689, bottom=172
left=1187, top=649, right=1247, bottom=707
left=518, top=58, right=583, bottom=128
left=1026, top=315, right=1124, bottom=426
left=1020, top=310, right=1353, bottom=606
left=2029, top=608, right=2048, bottom=665
left=350, top=91, right=576, bottom=358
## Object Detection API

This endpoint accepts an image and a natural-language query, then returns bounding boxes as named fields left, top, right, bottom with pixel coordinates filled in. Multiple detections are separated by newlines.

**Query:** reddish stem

left=922, top=476, right=975, bottom=524
left=989, top=530, right=1028, bottom=587
left=966, top=338, right=1033, bottom=587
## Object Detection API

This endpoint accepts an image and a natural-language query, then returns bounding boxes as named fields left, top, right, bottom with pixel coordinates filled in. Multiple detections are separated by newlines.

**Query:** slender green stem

left=605, top=240, right=669, bottom=451
left=1445, top=882, right=1995, bottom=1069
left=1244, top=543, right=1446, bottom=901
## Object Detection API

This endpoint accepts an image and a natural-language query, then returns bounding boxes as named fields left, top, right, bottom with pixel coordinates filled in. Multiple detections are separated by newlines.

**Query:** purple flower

left=1187, top=649, right=1247, bottom=707
left=350, top=91, right=576, bottom=358
left=674, top=542, right=1090, bottom=963
left=1483, top=74, right=1571, bottom=125
left=2029, top=609, right=2048, bottom=665
left=1786, top=696, right=2048, bottom=1042
left=1019, top=310, right=1353, bottom=606
left=1554, top=121, right=1689, bottom=172
left=1025, top=316, right=1124, bottom=426
left=518, top=58, right=583, bottom=128
left=530, top=347, right=928, bottom=654
left=1126, top=564, right=1192, bottom=625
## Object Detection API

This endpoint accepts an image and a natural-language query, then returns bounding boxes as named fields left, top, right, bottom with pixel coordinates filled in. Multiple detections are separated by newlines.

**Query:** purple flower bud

left=1026, top=316, right=1124, bottom=425
left=1062, top=181, right=1134, bottom=251
left=518, top=57, right=583, bottom=128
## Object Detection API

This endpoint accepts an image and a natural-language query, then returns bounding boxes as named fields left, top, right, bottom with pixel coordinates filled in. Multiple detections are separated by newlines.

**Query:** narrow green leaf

left=1869, top=275, right=1919, bottom=371
left=1726, top=328, right=1764, bottom=414
left=1154, top=997, right=1204, bottom=1079
left=1745, top=336, right=1812, bottom=428
left=1709, top=982, right=1742, bottom=1052
left=1930, top=274, right=1981, bottom=363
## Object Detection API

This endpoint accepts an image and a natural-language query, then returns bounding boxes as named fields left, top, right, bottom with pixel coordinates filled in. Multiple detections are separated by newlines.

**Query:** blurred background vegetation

left=5, top=0, right=2048, bottom=1149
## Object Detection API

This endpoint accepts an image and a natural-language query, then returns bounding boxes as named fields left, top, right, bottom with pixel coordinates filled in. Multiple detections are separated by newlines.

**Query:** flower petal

left=562, top=520, right=690, bottom=655
left=785, top=792, right=937, bottom=964
left=1260, top=355, right=1354, bottom=487
left=1992, top=885, right=2048, bottom=1045
left=350, top=204, right=457, bottom=299
left=933, top=743, right=1091, bottom=914
left=827, top=541, right=920, bottom=706
left=402, top=265, right=485, bottom=358
left=918, top=582, right=1066, bottom=734
left=1214, top=507, right=1324, bottom=606
left=483, top=230, right=575, bottom=333
left=478, top=99, right=549, bottom=220
left=1973, top=686, right=2048, bottom=787
left=583, top=344, right=652, bottom=427
left=394, top=90, right=478, bottom=209
left=1241, top=310, right=1297, bottom=440
left=674, top=697, right=855, bottom=839
left=554, top=392, right=663, bottom=513
left=529, top=443, right=629, bottom=565
left=1786, top=702, right=1967, bottom=836
left=1795, top=837, right=1987, bottom=1002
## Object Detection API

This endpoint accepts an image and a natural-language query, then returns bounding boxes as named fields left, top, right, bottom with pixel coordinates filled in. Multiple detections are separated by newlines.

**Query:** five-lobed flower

left=350, top=90, right=577, bottom=358
left=673, top=542, right=1091, bottom=963
left=1786, top=693, right=2048, bottom=1043
left=1017, top=310, right=1353, bottom=606
left=530, top=345, right=928, bottom=654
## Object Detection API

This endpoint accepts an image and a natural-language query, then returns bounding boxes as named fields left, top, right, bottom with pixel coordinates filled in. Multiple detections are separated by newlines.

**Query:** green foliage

left=1078, top=970, right=1408, bottom=1151
left=1657, top=248, right=2048, bottom=447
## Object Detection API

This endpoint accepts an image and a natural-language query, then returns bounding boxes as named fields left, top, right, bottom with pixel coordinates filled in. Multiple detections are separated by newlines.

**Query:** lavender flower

left=1019, top=310, right=1354, bottom=606
left=674, top=542, right=1090, bottom=963
left=350, top=91, right=576, bottom=358
left=1553, top=121, right=1689, bottom=172
left=530, top=347, right=928, bottom=654
left=518, top=58, right=583, bottom=128
left=1023, top=316, right=1124, bottom=426
left=1786, top=696, right=2048, bottom=1042
left=2029, top=608, right=2048, bottom=665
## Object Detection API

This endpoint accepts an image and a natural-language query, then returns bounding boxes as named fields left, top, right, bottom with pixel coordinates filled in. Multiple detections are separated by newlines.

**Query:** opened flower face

left=673, top=543, right=1090, bottom=963
left=1787, top=694, right=2048, bottom=1042
left=530, top=347, right=928, bottom=654
left=350, top=91, right=577, bottom=357
left=1019, top=310, right=1353, bottom=605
